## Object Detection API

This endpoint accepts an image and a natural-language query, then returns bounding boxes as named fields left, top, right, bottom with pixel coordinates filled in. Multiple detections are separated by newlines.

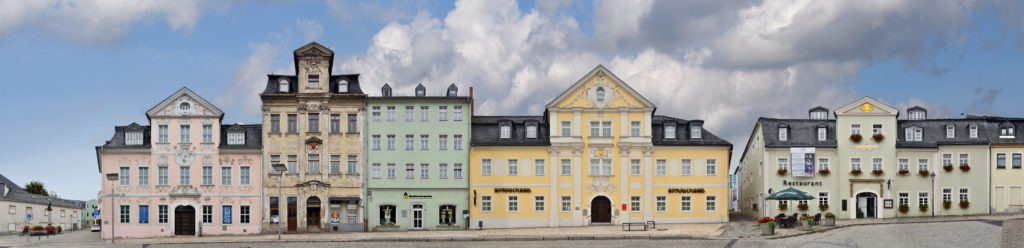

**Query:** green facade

left=81, top=199, right=98, bottom=226
left=364, top=87, right=471, bottom=231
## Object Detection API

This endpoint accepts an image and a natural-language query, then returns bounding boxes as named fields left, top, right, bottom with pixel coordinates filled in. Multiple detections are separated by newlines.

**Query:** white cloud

left=295, top=19, right=324, bottom=41
left=0, top=0, right=202, bottom=45
left=214, top=42, right=278, bottom=121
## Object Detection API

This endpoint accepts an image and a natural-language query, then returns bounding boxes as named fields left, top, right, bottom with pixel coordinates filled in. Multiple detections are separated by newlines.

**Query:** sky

left=1, top=0, right=1023, bottom=201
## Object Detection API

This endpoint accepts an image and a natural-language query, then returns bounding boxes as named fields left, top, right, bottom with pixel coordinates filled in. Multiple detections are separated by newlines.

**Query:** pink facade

left=96, top=88, right=263, bottom=239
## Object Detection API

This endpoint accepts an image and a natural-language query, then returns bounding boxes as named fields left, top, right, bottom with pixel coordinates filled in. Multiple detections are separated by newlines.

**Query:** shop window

left=379, top=205, right=396, bottom=225
left=439, top=205, right=457, bottom=226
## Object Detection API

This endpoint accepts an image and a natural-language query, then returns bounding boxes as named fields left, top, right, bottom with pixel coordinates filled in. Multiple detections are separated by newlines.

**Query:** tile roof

left=471, top=116, right=551, bottom=146
left=0, top=173, right=85, bottom=209
left=896, top=119, right=993, bottom=148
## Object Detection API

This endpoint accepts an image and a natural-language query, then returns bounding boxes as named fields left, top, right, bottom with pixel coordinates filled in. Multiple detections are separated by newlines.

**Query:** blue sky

left=0, top=0, right=1022, bottom=201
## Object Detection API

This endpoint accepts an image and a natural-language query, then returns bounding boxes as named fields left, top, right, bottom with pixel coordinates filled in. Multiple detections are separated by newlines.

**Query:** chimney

left=469, top=87, right=475, bottom=116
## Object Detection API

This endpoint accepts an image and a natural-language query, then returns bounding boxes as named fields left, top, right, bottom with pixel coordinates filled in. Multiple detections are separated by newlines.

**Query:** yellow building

left=469, top=66, right=732, bottom=229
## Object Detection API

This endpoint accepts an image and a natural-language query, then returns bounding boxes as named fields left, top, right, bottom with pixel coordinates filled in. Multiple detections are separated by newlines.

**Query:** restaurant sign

left=668, top=188, right=705, bottom=194
left=494, top=188, right=532, bottom=193
left=782, top=180, right=822, bottom=187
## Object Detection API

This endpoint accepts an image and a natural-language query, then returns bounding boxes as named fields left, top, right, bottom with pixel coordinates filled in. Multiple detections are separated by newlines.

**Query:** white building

left=1, top=174, right=85, bottom=233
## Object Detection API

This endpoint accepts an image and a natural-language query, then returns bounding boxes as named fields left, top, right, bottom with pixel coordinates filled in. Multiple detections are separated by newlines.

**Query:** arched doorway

left=591, top=196, right=611, bottom=223
left=307, top=196, right=322, bottom=232
left=856, top=192, right=877, bottom=218
left=174, top=206, right=195, bottom=235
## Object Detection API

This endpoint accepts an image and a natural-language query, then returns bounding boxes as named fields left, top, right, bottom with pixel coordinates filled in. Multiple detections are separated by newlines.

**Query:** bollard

left=478, top=220, right=483, bottom=230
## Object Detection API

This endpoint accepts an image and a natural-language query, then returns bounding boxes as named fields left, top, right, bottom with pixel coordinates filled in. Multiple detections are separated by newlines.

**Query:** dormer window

left=308, top=75, right=320, bottom=88
left=778, top=127, right=788, bottom=141
left=126, top=131, right=143, bottom=145
left=447, top=84, right=458, bottom=97
left=908, top=107, right=927, bottom=120
left=596, top=87, right=606, bottom=101
left=664, top=123, right=676, bottom=139
left=415, top=84, right=426, bottom=97
left=818, top=127, right=827, bottom=141
left=969, top=125, right=978, bottom=138
left=179, top=102, right=191, bottom=111
left=810, top=111, right=826, bottom=120
left=526, top=123, right=538, bottom=139
left=382, top=84, right=392, bottom=97
left=338, top=80, right=348, bottom=93
left=499, top=123, right=512, bottom=139
left=905, top=126, right=923, bottom=141
left=1001, top=127, right=1015, bottom=138
left=689, top=124, right=701, bottom=139
left=228, top=132, right=245, bottom=145
left=278, top=79, right=289, bottom=93
left=946, top=125, right=955, bottom=139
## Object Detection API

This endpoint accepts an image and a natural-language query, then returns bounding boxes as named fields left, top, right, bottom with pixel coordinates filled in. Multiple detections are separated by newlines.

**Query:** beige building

left=260, top=42, right=366, bottom=233
left=986, top=117, right=1024, bottom=213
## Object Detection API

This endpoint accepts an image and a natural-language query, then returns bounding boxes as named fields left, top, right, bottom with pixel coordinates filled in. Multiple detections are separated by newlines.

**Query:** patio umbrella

left=765, top=187, right=815, bottom=200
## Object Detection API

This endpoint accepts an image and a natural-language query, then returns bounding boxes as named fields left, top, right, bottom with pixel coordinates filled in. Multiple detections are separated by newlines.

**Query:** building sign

left=782, top=180, right=823, bottom=187
left=494, top=188, right=532, bottom=193
left=790, top=148, right=816, bottom=177
left=222, top=206, right=232, bottom=224
left=668, top=188, right=705, bottom=194
left=403, top=192, right=432, bottom=199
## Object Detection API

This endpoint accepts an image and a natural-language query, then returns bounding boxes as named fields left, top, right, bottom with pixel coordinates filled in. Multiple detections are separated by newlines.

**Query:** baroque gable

left=835, top=96, right=898, bottom=116
left=145, top=87, right=224, bottom=119
left=546, top=65, right=655, bottom=111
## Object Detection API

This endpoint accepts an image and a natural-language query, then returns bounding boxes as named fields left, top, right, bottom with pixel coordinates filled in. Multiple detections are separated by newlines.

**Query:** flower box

left=898, top=169, right=909, bottom=176
left=918, top=170, right=930, bottom=177
left=960, top=164, right=971, bottom=172
left=871, top=170, right=884, bottom=176
left=798, top=203, right=809, bottom=211
left=761, top=222, right=775, bottom=236
left=943, top=200, right=952, bottom=209
left=819, top=169, right=831, bottom=175
left=777, top=169, right=788, bottom=175
left=872, top=133, right=885, bottom=142
left=899, top=204, right=909, bottom=213
left=779, top=202, right=788, bottom=211
left=850, top=134, right=863, bottom=143
left=960, top=201, right=970, bottom=209
left=850, top=169, right=862, bottom=176
left=819, top=204, right=829, bottom=211
left=824, top=212, right=836, bottom=226
left=919, top=204, right=929, bottom=212
left=943, top=165, right=954, bottom=172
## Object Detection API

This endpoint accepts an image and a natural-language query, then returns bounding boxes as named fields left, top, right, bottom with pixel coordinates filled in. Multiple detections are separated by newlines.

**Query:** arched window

left=596, top=87, right=605, bottom=101
left=179, top=102, right=191, bottom=111
left=279, top=79, right=289, bottom=93
left=338, top=80, right=348, bottom=93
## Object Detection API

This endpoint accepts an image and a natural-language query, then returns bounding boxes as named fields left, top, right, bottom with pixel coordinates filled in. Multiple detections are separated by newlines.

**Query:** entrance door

left=307, top=196, right=321, bottom=232
left=174, top=206, right=195, bottom=235
left=287, top=197, right=297, bottom=231
left=856, top=192, right=877, bottom=218
left=591, top=196, right=611, bottom=223
left=412, top=204, right=423, bottom=229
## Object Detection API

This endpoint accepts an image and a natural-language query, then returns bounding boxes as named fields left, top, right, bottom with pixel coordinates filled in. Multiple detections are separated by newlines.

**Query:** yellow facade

left=469, top=66, right=731, bottom=229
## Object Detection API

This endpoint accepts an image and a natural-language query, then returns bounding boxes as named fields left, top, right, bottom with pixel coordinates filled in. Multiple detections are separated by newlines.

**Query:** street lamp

left=104, top=173, right=118, bottom=243
left=930, top=172, right=936, bottom=217
left=271, top=163, right=288, bottom=240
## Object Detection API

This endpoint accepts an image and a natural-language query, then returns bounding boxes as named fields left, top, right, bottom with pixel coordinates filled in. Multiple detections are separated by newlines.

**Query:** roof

left=896, top=119, right=993, bottom=148
left=471, top=116, right=551, bottom=146
left=145, top=87, right=224, bottom=120
left=0, top=173, right=85, bottom=209
left=967, top=116, right=1024, bottom=145
left=651, top=116, right=732, bottom=146
left=219, top=124, right=263, bottom=149
left=100, top=123, right=152, bottom=148
left=261, top=74, right=364, bottom=95
left=758, top=118, right=838, bottom=148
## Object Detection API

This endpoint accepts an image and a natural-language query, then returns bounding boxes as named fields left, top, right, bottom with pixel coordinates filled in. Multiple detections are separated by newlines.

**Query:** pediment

left=835, top=96, right=898, bottom=116
left=294, top=42, right=334, bottom=58
left=546, top=65, right=655, bottom=110
left=145, top=87, right=224, bottom=119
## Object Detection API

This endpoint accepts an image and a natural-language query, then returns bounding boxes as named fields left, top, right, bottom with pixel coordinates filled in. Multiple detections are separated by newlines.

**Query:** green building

left=82, top=199, right=98, bottom=226
left=364, top=83, right=471, bottom=231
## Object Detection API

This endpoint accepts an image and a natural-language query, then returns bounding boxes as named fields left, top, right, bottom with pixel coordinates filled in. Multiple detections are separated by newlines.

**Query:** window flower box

left=943, top=200, right=952, bottom=209
left=918, top=170, right=929, bottom=177
left=779, top=202, right=788, bottom=211
left=943, top=165, right=953, bottom=172
left=898, top=169, right=909, bottom=176
left=919, top=204, right=929, bottom=212
left=798, top=203, right=809, bottom=211
left=871, top=169, right=884, bottom=176
left=850, top=134, right=863, bottom=143
left=960, top=200, right=970, bottom=209
left=960, top=164, right=971, bottom=172
left=777, top=169, right=788, bottom=175
left=850, top=169, right=862, bottom=176
left=872, top=133, right=884, bottom=142
left=819, top=204, right=829, bottom=211
left=898, top=204, right=909, bottom=213
left=818, top=169, right=830, bottom=175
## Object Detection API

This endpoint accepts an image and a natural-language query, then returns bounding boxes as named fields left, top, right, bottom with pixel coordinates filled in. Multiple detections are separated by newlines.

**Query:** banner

left=790, top=148, right=816, bottom=177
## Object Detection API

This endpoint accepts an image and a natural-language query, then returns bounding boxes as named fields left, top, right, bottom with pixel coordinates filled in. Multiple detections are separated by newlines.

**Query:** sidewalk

left=742, top=213, right=1024, bottom=240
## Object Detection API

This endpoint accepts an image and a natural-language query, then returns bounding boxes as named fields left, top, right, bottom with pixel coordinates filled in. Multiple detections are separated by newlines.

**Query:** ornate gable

left=835, top=96, right=898, bottom=116
left=145, top=87, right=224, bottom=119
left=546, top=65, right=655, bottom=111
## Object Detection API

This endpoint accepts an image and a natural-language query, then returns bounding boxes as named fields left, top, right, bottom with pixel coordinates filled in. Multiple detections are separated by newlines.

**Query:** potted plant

left=850, top=134, right=863, bottom=143
left=960, top=164, right=971, bottom=172
left=850, top=169, right=863, bottom=176
left=871, top=169, right=884, bottom=176
left=960, top=200, right=970, bottom=209
left=824, top=212, right=836, bottom=226
left=779, top=201, right=788, bottom=211
left=798, top=202, right=809, bottom=211
left=898, top=169, right=910, bottom=176
left=919, top=203, right=929, bottom=212
left=30, top=225, right=44, bottom=236
left=943, top=200, right=952, bottom=209
left=872, top=133, right=885, bottom=142
left=56, top=226, right=62, bottom=234
left=918, top=170, right=930, bottom=176
left=777, top=169, right=788, bottom=175
left=22, top=225, right=28, bottom=235
left=758, top=217, right=776, bottom=236
left=819, top=203, right=829, bottom=211
left=819, top=169, right=831, bottom=175
left=899, top=204, right=910, bottom=214
left=856, top=208, right=864, bottom=218
left=46, top=225, right=55, bottom=235
left=799, top=215, right=813, bottom=230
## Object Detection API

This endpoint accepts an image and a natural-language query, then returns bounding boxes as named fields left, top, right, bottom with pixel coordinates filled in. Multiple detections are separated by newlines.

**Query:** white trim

left=470, top=184, right=550, bottom=187
left=652, top=184, right=728, bottom=187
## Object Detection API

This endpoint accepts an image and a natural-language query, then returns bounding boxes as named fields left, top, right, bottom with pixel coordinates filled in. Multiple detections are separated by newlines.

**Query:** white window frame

left=819, top=158, right=829, bottom=171
left=946, top=125, right=955, bottom=138
left=705, top=195, right=717, bottom=213
left=918, top=159, right=928, bottom=172
left=778, top=158, right=788, bottom=171
left=778, top=127, right=788, bottom=141
left=507, top=195, right=519, bottom=213
left=851, top=158, right=861, bottom=171
left=969, top=125, right=978, bottom=138
left=851, top=124, right=861, bottom=135
left=439, top=106, right=448, bottom=121
left=561, top=121, right=571, bottom=136
left=818, top=192, right=829, bottom=207
left=561, top=196, right=572, bottom=212
left=681, top=159, right=692, bottom=176
left=898, top=158, right=909, bottom=171
left=481, top=159, right=492, bottom=176
left=817, top=127, right=826, bottom=141
left=228, top=132, right=244, bottom=145
left=453, top=106, right=463, bottom=121
left=630, top=159, right=641, bottom=176
left=534, top=195, right=545, bottom=212
left=664, top=124, right=676, bottom=139
left=706, top=159, right=717, bottom=176
left=202, top=124, right=213, bottom=143
left=959, top=188, right=969, bottom=203
left=500, top=124, right=511, bottom=139
left=680, top=195, right=692, bottom=213
left=526, top=124, right=538, bottom=139
left=158, top=125, right=168, bottom=143
left=630, top=121, right=641, bottom=137
left=630, top=196, right=641, bottom=212
left=371, top=106, right=381, bottom=122
left=481, top=195, right=492, bottom=212
left=534, top=159, right=545, bottom=176
left=655, top=159, right=666, bottom=176
left=918, top=192, right=929, bottom=208
left=138, top=166, right=149, bottom=186
left=655, top=195, right=667, bottom=213
left=420, top=106, right=429, bottom=122
left=560, top=159, right=571, bottom=176
left=507, top=159, right=519, bottom=176
left=872, top=158, right=882, bottom=171
left=372, top=163, right=381, bottom=179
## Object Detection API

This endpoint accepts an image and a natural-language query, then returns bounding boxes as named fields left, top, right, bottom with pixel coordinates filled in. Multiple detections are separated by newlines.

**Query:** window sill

left=286, top=132, right=299, bottom=135
left=346, top=132, right=360, bottom=135
left=201, top=142, right=215, bottom=145
left=155, top=142, right=171, bottom=145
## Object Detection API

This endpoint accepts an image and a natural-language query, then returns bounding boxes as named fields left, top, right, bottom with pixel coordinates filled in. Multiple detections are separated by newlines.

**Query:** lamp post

left=104, top=173, right=118, bottom=243
left=271, top=163, right=288, bottom=240
left=930, top=172, right=936, bottom=217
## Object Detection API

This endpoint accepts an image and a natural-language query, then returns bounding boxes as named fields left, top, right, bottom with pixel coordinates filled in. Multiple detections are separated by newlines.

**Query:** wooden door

left=591, top=197, right=611, bottom=223
left=287, top=202, right=297, bottom=231
left=174, top=206, right=195, bottom=235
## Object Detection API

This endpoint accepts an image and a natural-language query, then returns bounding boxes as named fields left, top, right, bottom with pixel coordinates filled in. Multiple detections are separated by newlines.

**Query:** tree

left=24, top=181, right=48, bottom=196
left=48, top=190, right=59, bottom=199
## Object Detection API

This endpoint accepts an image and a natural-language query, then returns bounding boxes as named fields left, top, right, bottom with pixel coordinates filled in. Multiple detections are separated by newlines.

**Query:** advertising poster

left=790, top=148, right=816, bottom=177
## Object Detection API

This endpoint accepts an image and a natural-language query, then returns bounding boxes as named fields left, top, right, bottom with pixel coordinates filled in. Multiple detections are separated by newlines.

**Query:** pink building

left=95, top=88, right=263, bottom=239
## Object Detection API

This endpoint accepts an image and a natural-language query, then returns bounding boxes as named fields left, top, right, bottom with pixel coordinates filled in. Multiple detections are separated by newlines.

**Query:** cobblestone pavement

left=0, top=230, right=106, bottom=247
left=1004, top=218, right=1024, bottom=248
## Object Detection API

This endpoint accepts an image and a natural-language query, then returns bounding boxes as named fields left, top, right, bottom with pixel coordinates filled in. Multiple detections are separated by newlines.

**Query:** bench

left=621, top=222, right=647, bottom=231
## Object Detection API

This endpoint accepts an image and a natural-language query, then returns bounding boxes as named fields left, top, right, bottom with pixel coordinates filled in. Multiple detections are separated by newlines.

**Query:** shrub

left=779, top=202, right=788, bottom=211
left=825, top=212, right=836, bottom=219
left=943, top=200, right=952, bottom=209
left=872, top=133, right=885, bottom=142
left=850, top=169, right=862, bottom=176
left=32, top=225, right=44, bottom=231
left=856, top=208, right=864, bottom=218
left=850, top=134, right=863, bottom=143
left=919, top=203, right=929, bottom=212
left=918, top=170, right=930, bottom=176
left=46, top=225, right=55, bottom=234
left=943, top=165, right=954, bottom=172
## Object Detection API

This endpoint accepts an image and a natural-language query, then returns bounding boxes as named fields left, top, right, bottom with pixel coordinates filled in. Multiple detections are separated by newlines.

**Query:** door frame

left=853, top=191, right=881, bottom=219
left=306, top=196, right=322, bottom=232
left=173, top=205, right=196, bottom=236
left=589, top=195, right=612, bottom=223
left=411, top=204, right=424, bottom=229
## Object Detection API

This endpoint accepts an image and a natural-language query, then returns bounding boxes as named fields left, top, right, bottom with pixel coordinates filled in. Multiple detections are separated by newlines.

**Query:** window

left=403, top=135, right=414, bottom=150
left=454, top=135, right=463, bottom=150
left=1002, top=127, right=1015, bottom=137
left=905, top=127, right=923, bottom=141
left=942, top=154, right=952, bottom=167
left=420, top=164, right=430, bottom=179
left=706, top=159, right=718, bottom=176
left=372, top=135, right=381, bottom=150
left=918, top=192, right=929, bottom=208
left=656, top=159, right=666, bottom=176
left=439, top=135, right=448, bottom=150
left=656, top=196, right=667, bottom=212
left=180, top=124, right=191, bottom=143
left=630, top=159, right=641, bottom=176
left=526, top=124, right=538, bottom=139
left=138, top=167, right=149, bottom=186
left=330, top=155, right=341, bottom=174
left=873, top=124, right=883, bottom=135
left=507, top=195, right=518, bottom=212
left=500, top=124, right=511, bottom=139
left=590, top=121, right=611, bottom=137
left=330, top=114, right=341, bottom=133
left=404, top=106, right=415, bottom=122
left=221, top=166, right=232, bottom=185
left=287, top=114, right=298, bottom=133
left=439, top=205, right=457, bottom=225
left=998, top=153, right=1007, bottom=168
left=535, top=196, right=545, bottom=212
left=943, top=188, right=952, bottom=203
left=371, top=106, right=381, bottom=122
left=508, top=159, right=519, bottom=176
left=338, top=80, right=348, bottom=93
left=202, top=166, right=213, bottom=185
left=347, top=155, right=357, bottom=175
left=454, top=163, right=463, bottom=179
left=158, top=205, right=168, bottom=223
left=777, top=158, right=788, bottom=171
left=482, top=159, right=492, bottom=176
left=899, top=192, right=909, bottom=206
left=910, top=110, right=925, bottom=120
left=561, top=196, right=572, bottom=212
left=561, top=121, right=571, bottom=136
left=872, top=158, right=882, bottom=171
left=681, top=196, right=692, bottom=212
left=380, top=205, right=397, bottom=225
left=240, top=205, right=250, bottom=224
left=1013, top=154, right=1022, bottom=169
left=202, top=205, right=213, bottom=224
left=308, top=154, right=321, bottom=174
left=202, top=125, right=213, bottom=143
left=120, top=205, right=130, bottom=223
left=158, top=125, right=168, bottom=143
left=918, top=159, right=928, bottom=172
left=386, top=135, right=395, bottom=150
left=420, top=135, right=429, bottom=150
left=308, top=114, right=320, bottom=132
left=287, top=155, right=297, bottom=174
left=590, top=159, right=612, bottom=176
left=818, top=192, right=829, bottom=207
left=347, top=114, right=358, bottom=133
left=228, top=132, right=245, bottom=145
left=386, top=163, right=396, bottom=179
left=819, top=158, right=829, bottom=171
left=681, top=159, right=692, bottom=176
left=706, top=195, right=717, bottom=212
left=240, top=166, right=250, bottom=185
left=439, top=163, right=448, bottom=179
left=308, top=75, right=319, bottom=88
left=561, top=159, right=572, bottom=176
left=138, top=205, right=149, bottom=224
left=535, top=159, right=545, bottom=176
left=969, top=125, right=978, bottom=138
left=596, top=87, right=605, bottom=101
left=405, top=164, right=415, bottom=179
left=664, top=124, right=677, bottom=139
left=946, top=125, right=955, bottom=138
left=453, top=106, right=463, bottom=121
left=269, top=197, right=280, bottom=220
left=630, top=196, right=641, bottom=212
left=372, top=164, right=381, bottom=179
left=481, top=196, right=492, bottom=212
left=778, top=127, right=788, bottom=141
left=690, top=125, right=701, bottom=139
left=898, top=159, right=909, bottom=171
left=439, top=106, right=448, bottom=121
left=179, top=102, right=191, bottom=110
left=959, top=154, right=969, bottom=166
left=278, top=79, right=289, bottom=92
left=851, top=158, right=861, bottom=171
left=818, top=127, right=827, bottom=141
left=630, top=121, right=641, bottom=136
left=8, top=205, right=14, bottom=215
left=180, top=166, right=191, bottom=184
left=119, top=167, right=130, bottom=185
left=851, top=124, right=861, bottom=135
left=386, top=106, right=395, bottom=122
left=158, top=166, right=169, bottom=185
left=811, top=111, right=827, bottom=120
left=420, top=106, right=429, bottom=121
left=959, top=188, right=969, bottom=203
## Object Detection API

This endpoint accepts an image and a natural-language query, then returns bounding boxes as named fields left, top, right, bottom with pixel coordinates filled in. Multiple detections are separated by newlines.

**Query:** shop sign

left=782, top=180, right=823, bottom=187
left=668, top=188, right=705, bottom=194
left=494, top=188, right=532, bottom=193
left=403, top=192, right=432, bottom=199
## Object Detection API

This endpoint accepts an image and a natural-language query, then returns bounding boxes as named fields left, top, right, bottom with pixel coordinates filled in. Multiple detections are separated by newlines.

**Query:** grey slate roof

left=0, top=173, right=84, bottom=209
left=896, top=119, right=993, bottom=148
left=219, top=124, right=263, bottom=149
left=100, top=123, right=152, bottom=148
left=973, top=116, right=1024, bottom=145
left=261, top=74, right=364, bottom=95
left=471, top=116, right=550, bottom=146
left=651, top=116, right=732, bottom=146
left=757, top=116, right=1016, bottom=148
left=758, top=118, right=837, bottom=148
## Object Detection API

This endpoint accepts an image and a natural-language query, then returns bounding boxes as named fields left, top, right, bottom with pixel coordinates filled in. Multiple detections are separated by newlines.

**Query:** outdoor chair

left=813, top=214, right=821, bottom=225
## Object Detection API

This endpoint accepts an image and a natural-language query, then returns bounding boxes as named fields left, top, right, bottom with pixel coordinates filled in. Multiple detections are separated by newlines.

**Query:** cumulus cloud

left=0, top=0, right=202, bottom=45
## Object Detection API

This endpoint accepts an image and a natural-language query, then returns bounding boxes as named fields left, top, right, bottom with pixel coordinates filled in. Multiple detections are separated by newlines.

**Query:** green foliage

left=24, top=181, right=47, bottom=196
